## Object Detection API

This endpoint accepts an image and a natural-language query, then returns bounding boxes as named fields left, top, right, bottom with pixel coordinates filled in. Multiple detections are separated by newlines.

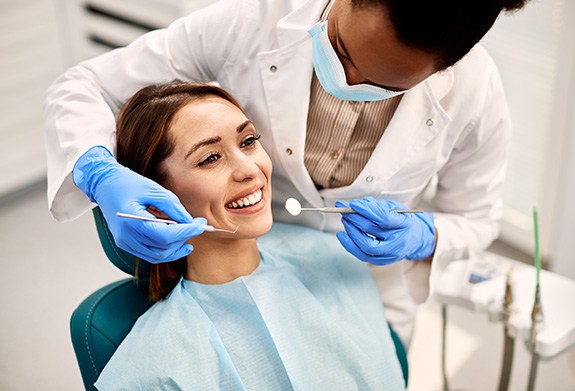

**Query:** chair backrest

left=70, top=207, right=152, bottom=390
left=70, top=278, right=152, bottom=390
left=70, top=207, right=408, bottom=389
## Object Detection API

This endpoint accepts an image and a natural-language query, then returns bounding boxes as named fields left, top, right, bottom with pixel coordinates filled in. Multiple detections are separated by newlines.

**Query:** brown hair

left=116, top=81, right=243, bottom=301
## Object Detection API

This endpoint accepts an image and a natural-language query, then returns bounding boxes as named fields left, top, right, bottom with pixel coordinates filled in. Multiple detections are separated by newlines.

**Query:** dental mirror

left=284, top=198, right=424, bottom=216
left=285, top=198, right=354, bottom=216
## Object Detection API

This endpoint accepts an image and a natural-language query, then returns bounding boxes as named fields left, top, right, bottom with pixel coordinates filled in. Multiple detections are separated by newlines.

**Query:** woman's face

left=160, top=96, right=273, bottom=239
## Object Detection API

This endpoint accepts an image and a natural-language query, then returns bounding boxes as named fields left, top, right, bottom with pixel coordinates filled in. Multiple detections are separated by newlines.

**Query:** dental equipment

left=115, top=212, right=240, bottom=234
left=527, top=206, right=543, bottom=391
left=498, top=269, right=514, bottom=391
left=284, top=198, right=424, bottom=216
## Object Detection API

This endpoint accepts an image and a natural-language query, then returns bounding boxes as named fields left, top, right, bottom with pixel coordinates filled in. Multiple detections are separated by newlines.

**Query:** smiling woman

left=115, top=82, right=273, bottom=298
left=94, top=81, right=406, bottom=390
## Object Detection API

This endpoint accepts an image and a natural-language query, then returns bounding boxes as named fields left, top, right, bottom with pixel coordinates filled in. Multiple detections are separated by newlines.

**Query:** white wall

left=0, top=0, right=70, bottom=198
left=481, top=0, right=575, bottom=278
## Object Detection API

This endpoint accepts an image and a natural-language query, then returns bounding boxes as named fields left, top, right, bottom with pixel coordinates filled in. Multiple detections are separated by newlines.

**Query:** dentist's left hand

left=336, top=197, right=436, bottom=266
left=73, top=146, right=207, bottom=263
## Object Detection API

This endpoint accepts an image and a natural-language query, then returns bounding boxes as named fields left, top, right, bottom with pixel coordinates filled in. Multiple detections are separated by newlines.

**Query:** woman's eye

left=241, top=134, right=261, bottom=148
left=198, top=152, right=221, bottom=167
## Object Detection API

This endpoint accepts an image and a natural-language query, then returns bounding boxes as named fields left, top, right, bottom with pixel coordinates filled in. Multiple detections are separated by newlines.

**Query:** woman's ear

left=147, top=205, right=171, bottom=220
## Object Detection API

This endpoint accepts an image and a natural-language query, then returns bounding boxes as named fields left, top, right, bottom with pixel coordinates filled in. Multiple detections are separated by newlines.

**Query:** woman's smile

left=225, top=187, right=266, bottom=215
left=226, top=188, right=263, bottom=209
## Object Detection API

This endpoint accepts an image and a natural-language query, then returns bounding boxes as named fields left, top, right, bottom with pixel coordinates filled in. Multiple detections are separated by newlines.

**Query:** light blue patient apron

left=95, top=223, right=405, bottom=390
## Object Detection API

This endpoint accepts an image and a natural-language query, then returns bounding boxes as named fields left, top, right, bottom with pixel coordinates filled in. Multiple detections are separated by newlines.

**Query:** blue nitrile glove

left=73, top=146, right=207, bottom=263
left=335, top=197, right=436, bottom=266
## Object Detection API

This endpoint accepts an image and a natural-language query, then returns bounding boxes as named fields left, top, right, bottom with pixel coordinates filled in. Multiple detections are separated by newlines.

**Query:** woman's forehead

left=171, top=98, right=246, bottom=136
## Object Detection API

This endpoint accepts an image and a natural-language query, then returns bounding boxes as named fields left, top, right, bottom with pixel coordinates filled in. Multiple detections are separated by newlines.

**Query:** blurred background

left=1, top=0, right=575, bottom=389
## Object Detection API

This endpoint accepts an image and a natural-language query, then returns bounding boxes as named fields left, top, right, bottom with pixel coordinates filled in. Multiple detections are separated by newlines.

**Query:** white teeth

left=227, top=189, right=263, bottom=209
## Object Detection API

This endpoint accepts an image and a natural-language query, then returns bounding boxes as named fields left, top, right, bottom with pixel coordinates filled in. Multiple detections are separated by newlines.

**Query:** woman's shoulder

left=95, top=283, right=233, bottom=389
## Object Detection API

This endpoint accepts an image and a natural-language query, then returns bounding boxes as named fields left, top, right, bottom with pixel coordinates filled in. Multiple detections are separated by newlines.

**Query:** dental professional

left=43, top=0, right=529, bottom=345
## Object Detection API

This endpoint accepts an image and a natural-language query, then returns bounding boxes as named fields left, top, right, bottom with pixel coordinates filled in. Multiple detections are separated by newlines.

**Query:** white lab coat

left=44, top=0, right=510, bottom=344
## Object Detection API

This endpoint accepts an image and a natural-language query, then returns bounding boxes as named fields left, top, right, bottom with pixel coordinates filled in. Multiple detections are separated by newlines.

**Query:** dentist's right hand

left=73, top=146, right=207, bottom=263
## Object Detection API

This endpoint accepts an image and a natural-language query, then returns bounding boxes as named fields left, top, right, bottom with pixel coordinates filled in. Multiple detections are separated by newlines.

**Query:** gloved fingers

left=341, top=219, right=404, bottom=261
left=116, top=232, right=194, bottom=263
left=131, top=218, right=207, bottom=247
left=142, top=188, right=194, bottom=224
left=142, top=244, right=194, bottom=264
left=336, top=231, right=397, bottom=266
left=340, top=212, right=388, bottom=240
left=126, top=243, right=194, bottom=264
left=336, top=231, right=370, bottom=262
left=338, top=199, right=398, bottom=239
left=113, top=235, right=170, bottom=262
left=349, top=197, right=410, bottom=228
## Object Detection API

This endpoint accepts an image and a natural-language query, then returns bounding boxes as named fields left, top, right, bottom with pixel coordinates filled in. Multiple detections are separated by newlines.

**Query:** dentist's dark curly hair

left=352, top=0, right=529, bottom=69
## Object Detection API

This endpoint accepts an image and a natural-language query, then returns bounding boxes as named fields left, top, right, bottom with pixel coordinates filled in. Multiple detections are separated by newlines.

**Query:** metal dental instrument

left=527, top=206, right=543, bottom=391
left=284, top=197, right=424, bottom=216
left=115, top=212, right=239, bottom=234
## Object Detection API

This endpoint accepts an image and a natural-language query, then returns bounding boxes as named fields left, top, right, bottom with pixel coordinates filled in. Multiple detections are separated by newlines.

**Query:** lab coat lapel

left=257, top=1, right=327, bottom=207
left=319, top=70, right=453, bottom=201
left=367, top=74, right=452, bottom=184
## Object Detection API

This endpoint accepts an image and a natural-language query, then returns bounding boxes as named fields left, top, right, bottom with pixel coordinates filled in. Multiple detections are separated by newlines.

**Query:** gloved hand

left=73, top=146, right=207, bottom=263
left=335, top=197, right=436, bottom=266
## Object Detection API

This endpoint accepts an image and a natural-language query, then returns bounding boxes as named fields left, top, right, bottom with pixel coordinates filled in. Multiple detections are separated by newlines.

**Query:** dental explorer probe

left=115, top=212, right=239, bottom=234
left=284, top=198, right=423, bottom=216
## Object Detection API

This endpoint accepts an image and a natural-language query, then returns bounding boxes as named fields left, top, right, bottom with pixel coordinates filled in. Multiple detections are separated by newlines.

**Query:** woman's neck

left=184, top=237, right=261, bottom=284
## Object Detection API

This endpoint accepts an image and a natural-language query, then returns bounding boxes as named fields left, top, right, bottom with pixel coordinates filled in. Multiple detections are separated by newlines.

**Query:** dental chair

left=70, top=207, right=408, bottom=390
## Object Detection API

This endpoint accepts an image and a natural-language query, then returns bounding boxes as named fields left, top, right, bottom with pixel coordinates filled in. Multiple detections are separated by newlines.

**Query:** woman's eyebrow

left=237, top=120, right=252, bottom=133
left=185, top=136, right=221, bottom=160
left=184, top=120, right=252, bottom=160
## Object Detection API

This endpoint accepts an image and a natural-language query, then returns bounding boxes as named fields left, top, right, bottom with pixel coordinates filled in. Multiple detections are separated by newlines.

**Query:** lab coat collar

left=424, top=67, right=454, bottom=103
left=275, top=0, right=328, bottom=47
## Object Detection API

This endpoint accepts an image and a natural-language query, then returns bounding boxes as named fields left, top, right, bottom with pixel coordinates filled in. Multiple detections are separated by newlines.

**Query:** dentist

left=44, top=0, right=529, bottom=345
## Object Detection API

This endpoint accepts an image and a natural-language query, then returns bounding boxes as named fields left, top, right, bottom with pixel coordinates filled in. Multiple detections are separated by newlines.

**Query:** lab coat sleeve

left=43, top=0, right=250, bottom=222
left=404, top=53, right=511, bottom=302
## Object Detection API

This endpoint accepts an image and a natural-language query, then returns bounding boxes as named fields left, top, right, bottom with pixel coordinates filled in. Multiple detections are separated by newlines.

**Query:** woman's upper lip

left=226, top=185, right=264, bottom=204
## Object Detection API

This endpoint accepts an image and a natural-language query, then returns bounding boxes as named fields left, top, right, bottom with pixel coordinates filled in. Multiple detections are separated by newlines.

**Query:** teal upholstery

left=389, top=322, right=409, bottom=387
left=70, top=278, right=152, bottom=390
left=70, top=207, right=408, bottom=389
left=70, top=208, right=152, bottom=390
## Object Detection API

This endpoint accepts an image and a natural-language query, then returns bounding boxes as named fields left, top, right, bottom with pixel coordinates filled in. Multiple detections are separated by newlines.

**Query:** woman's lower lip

left=225, top=195, right=266, bottom=215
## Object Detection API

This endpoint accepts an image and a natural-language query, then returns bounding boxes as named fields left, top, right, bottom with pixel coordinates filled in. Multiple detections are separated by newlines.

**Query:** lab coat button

left=270, top=65, right=278, bottom=72
left=426, top=118, right=434, bottom=126
left=366, top=176, right=374, bottom=182
left=285, top=148, right=293, bottom=156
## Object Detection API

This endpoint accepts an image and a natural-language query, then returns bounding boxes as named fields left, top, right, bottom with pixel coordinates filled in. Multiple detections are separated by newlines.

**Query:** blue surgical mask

left=308, top=18, right=406, bottom=101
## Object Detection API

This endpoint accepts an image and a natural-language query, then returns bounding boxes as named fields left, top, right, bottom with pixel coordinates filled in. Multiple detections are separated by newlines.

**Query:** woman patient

left=95, top=81, right=405, bottom=390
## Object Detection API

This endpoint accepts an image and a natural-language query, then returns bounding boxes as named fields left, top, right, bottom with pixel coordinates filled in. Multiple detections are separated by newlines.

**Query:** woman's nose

left=232, top=154, right=260, bottom=181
